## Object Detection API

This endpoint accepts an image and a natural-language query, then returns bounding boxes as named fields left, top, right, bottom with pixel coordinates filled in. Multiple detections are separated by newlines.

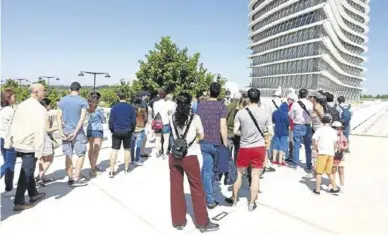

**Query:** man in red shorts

left=225, top=88, right=272, bottom=211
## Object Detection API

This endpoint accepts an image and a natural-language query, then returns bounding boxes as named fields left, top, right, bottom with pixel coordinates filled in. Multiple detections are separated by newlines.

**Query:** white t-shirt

left=312, top=125, right=338, bottom=156
left=169, top=114, right=203, bottom=156
left=166, top=100, right=177, bottom=116
left=153, top=99, right=170, bottom=125
left=0, top=106, right=15, bottom=139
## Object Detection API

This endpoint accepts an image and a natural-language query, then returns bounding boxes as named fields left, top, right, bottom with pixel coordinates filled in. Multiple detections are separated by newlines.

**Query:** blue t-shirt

left=58, top=95, right=88, bottom=134
left=87, top=107, right=105, bottom=132
left=109, top=102, right=136, bottom=133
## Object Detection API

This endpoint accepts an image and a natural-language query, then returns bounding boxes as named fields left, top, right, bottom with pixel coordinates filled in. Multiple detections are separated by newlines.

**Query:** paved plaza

left=1, top=132, right=387, bottom=234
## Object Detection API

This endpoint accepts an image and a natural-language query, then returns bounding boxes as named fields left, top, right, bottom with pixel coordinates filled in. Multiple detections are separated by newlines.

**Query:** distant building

left=248, top=0, right=370, bottom=101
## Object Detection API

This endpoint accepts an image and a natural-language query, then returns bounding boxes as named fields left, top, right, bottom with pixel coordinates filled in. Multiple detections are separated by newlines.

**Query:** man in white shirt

left=5, top=83, right=47, bottom=211
left=312, top=113, right=340, bottom=195
left=152, top=90, right=173, bottom=158
left=288, top=89, right=313, bottom=171
left=270, top=90, right=283, bottom=114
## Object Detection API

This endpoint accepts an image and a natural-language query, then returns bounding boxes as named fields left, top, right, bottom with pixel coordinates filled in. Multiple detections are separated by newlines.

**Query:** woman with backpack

left=169, top=92, right=219, bottom=233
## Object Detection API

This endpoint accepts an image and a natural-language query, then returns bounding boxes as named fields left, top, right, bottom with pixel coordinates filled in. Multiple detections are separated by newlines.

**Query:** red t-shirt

left=288, top=103, right=294, bottom=130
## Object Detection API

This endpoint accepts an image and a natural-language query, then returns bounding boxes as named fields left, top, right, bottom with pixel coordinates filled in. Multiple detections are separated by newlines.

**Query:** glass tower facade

left=248, top=0, right=369, bottom=101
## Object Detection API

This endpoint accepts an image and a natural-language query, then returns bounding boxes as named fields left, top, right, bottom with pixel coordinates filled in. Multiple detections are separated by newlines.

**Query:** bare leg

left=74, top=156, right=85, bottom=180
left=93, top=138, right=103, bottom=168
left=315, top=174, right=322, bottom=193
left=88, top=139, right=94, bottom=170
left=338, top=167, right=345, bottom=186
left=154, top=133, right=162, bottom=157
left=39, top=155, right=53, bottom=179
left=124, top=149, right=131, bottom=171
left=278, top=151, right=284, bottom=165
left=65, top=156, right=74, bottom=179
left=110, top=149, right=118, bottom=173
left=328, top=173, right=338, bottom=191
left=272, top=150, right=278, bottom=163
left=249, top=168, right=261, bottom=204
left=162, top=133, right=170, bottom=156
left=232, top=168, right=245, bottom=203
left=38, top=157, right=44, bottom=177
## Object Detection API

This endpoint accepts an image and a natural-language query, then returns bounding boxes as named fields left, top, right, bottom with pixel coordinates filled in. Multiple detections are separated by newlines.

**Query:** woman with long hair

left=36, top=98, right=58, bottom=186
left=86, top=92, right=106, bottom=177
left=131, top=97, right=148, bottom=166
left=0, top=88, right=17, bottom=196
left=169, top=92, right=219, bottom=233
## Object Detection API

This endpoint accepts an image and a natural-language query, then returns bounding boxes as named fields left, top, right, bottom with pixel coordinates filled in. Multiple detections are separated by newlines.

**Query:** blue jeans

left=131, top=131, right=146, bottom=162
left=14, top=152, right=38, bottom=205
left=292, top=124, right=312, bottom=169
left=200, top=143, right=218, bottom=205
left=0, top=138, right=17, bottom=192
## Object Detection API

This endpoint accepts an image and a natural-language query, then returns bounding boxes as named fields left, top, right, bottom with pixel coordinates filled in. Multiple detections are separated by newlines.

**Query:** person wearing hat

left=285, top=93, right=298, bottom=162
left=270, top=90, right=283, bottom=114
left=331, top=121, right=348, bottom=193
left=310, top=91, right=325, bottom=133
left=311, top=113, right=340, bottom=195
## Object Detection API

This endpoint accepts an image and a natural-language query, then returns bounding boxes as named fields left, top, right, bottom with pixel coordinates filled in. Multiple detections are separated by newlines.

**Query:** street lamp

left=14, top=78, right=29, bottom=88
left=38, top=76, right=60, bottom=87
left=78, top=71, right=110, bottom=92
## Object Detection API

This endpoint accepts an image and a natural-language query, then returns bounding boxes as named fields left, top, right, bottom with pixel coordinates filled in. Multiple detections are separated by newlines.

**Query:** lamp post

left=78, top=71, right=110, bottom=92
left=14, top=78, right=29, bottom=88
left=38, top=76, right=60, bottom=87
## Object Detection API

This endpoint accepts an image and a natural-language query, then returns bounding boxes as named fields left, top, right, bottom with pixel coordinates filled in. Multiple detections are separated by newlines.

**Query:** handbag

left=334, top=151, right=343, bottom=165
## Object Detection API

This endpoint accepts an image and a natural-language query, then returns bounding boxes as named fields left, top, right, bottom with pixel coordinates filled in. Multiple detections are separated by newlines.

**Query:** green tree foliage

left=99, top=88, right=118, bottom=107
left=1, top=79, right=29, bottom=103
left=135, top=36, right=226, bottom=98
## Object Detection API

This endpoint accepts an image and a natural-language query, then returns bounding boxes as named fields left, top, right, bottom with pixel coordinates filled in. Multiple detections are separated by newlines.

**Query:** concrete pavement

left=1, top=134, right=388, bottom=235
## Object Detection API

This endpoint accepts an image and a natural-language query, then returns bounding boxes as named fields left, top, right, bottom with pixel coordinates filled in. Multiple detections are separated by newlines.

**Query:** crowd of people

left=0, top=81, right=352, bottom=233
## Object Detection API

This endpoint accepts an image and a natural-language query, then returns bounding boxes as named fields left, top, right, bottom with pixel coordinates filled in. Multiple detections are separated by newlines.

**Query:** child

left=271, top=102, right=290, bottom=166
left=331, top=121, right=349, bottom=193
left=312, top=113, right=340, bottom=195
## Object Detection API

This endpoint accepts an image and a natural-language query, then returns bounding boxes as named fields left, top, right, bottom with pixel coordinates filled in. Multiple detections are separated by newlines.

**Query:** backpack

left=340, top=105, right=351, bottom=125
left=326, top=104, right=340, bottom=122
left=171, top=114, right=195, bottom=159
left=151, top=113, right=163, bottom=131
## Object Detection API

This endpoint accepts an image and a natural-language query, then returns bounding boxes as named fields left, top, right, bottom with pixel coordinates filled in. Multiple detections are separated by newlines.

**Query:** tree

left=135, top=36, right=226, bottom=98
left=1, top=79, right=29, bottom=103
left=99, top=88, right=118, bottom=107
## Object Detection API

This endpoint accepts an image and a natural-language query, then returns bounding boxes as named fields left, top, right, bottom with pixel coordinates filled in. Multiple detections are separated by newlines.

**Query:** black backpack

left=171, top=114, right=196, bottom=160
left=326, top=104, right=340, bottom=122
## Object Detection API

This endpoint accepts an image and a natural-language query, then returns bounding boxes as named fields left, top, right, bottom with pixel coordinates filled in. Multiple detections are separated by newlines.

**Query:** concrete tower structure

left=248, top=0, right=370, bottom=101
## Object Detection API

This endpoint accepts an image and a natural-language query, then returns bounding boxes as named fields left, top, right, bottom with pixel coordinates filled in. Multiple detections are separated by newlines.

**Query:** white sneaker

left=135, top=162, right=144, bottom=166
left=162, top=154, right=168, bottom=159
left=4, top=190, right=15, bottom=197
left=340, top=186, right=344, bottom=193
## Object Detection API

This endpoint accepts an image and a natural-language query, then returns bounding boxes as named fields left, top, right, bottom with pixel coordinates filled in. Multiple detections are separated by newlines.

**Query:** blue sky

left=1, top=0, right=387, bottom=94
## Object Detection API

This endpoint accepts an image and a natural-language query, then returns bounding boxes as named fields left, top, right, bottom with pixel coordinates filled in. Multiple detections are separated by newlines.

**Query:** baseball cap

left=287, top=93, right=298, bottom=101
left=274, top=90, right=281, bottom=97
left=332, top=121, right=343, bottom=128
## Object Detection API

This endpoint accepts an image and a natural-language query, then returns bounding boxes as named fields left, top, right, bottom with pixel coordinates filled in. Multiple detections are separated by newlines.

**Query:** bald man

left=4, top=83, right=47, bottom=211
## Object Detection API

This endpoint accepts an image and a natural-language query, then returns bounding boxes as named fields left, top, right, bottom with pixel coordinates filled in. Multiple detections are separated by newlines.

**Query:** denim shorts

left=62, top=131, right=88, bottom=157
left=272, top=135, right=288, bottom=152
left=87, top=130, right=104, bottom=139
left=155, top=124, right=171, bottom=134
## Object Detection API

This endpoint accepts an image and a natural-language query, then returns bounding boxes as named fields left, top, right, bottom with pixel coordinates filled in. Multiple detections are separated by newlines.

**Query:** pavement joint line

left=256, top=202, right=337, bottom=235
left=80, top=173, right=166, bottom=235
